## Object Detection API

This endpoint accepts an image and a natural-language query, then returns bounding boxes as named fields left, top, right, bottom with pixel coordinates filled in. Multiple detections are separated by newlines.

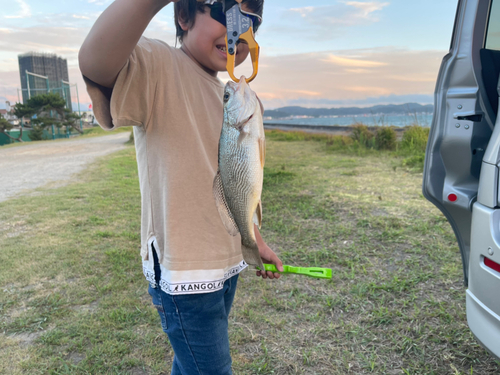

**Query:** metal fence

left=0, top=127, right=80, bottom=146
left=19, top=71, right=82, bottom=117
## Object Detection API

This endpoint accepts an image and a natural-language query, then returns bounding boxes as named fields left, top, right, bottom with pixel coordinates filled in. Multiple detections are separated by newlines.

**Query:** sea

left=263, top=113, right=433, bottom=128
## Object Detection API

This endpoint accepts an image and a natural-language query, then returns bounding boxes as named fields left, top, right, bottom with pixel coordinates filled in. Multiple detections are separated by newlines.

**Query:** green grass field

left=0, top=130, right=499, bottom=374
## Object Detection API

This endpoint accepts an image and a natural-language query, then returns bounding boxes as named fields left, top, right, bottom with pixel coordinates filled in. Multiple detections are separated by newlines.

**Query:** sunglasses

left=206, top=2, right=262, bottom=33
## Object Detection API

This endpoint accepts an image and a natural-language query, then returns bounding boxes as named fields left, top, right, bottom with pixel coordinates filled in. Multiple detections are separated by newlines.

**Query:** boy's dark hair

left=174, top=0, right=264, bottom=44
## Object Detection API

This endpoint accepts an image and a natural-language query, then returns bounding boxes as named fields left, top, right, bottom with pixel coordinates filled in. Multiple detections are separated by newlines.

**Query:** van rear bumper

left=466, top=289, right=500, bottom=360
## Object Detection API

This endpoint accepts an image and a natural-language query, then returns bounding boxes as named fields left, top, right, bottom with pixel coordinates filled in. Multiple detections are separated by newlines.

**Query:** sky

left=0, top=0, right=459, bottom=110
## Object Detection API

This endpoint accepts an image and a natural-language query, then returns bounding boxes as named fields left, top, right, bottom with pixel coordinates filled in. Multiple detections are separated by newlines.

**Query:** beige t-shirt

left=84, top=37, right=245, bottom=295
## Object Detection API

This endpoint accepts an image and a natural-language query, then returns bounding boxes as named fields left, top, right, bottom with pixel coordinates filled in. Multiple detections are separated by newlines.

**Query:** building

left=18, top=52, right=72, bottom=111
left=0, top=101, right=20, bottom=126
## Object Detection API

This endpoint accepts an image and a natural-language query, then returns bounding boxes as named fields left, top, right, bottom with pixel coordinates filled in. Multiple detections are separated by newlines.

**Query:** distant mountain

left=264, top=103, right=434, bottom=118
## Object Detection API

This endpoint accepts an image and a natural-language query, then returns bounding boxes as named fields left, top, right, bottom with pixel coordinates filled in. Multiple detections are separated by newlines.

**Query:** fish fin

left=213, top=169, right=239, bottom=236
left=241, top=243, right=264, bottom=270
left=258, top=137, right=266, bottom=168
left=252, top=200, right=262, bottom=229
left=256, top=95, right=265, bottom=116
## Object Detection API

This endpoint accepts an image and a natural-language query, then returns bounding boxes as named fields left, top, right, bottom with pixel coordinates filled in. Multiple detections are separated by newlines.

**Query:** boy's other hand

left=256, top=244, right=284, bottom=280
left=254, top=224, right=283, bottom=280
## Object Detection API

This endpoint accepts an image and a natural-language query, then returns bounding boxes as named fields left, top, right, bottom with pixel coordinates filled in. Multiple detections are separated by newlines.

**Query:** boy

left=79, top=0, right=283, bottom=373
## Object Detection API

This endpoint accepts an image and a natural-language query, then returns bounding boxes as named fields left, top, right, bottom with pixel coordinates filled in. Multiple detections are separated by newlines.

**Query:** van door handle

left=454, top=111, right=483, bottom=122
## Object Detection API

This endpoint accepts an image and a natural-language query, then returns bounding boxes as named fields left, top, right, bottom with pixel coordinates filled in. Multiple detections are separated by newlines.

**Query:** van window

left=485, top=0, right=500, bottom=50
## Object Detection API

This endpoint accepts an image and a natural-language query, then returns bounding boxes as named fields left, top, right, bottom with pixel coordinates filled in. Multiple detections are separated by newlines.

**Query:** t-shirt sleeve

left=83, top=37, right=168, bottom=130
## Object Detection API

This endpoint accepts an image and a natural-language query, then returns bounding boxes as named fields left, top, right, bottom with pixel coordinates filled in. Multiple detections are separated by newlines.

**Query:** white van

left=423, top=0, right=500, bottom=359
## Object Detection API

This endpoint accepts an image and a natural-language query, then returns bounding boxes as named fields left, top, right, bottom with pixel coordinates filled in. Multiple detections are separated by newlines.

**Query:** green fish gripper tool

left=261, top=264, right=332, bottom=279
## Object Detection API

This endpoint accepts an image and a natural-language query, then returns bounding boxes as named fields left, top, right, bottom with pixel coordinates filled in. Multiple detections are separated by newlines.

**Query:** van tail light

left=484, top=257, right=500, bottom=273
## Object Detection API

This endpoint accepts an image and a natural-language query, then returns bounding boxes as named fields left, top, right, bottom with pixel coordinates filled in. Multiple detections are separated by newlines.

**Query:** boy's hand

left=254, top=225, right=283, bottom=280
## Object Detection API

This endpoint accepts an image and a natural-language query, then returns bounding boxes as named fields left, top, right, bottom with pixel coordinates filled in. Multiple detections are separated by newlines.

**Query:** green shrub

left=326, top=135, right=353, bottom=146
left=402, top=153, right=425, bottom=171
left=375, top=126, right=397, bottom=150
left=28, top=125, right=46, bottom=141
left=266, top=130, right=345, bottom=144
left=401, top=125, right=429, bottom=153
left=350, top=123, right=374, bottom=148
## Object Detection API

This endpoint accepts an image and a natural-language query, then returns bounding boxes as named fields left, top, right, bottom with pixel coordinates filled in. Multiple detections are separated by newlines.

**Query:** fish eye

left=223, top=92, right=230, bottom=103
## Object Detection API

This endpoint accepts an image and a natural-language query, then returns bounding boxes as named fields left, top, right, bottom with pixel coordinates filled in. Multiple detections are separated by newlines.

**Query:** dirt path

left=0, top=132, right=131, bottom=203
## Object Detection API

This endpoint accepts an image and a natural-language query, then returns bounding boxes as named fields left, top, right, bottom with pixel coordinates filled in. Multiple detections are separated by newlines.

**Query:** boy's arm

left=79, top=0, right=174, bottom=88
left=254, top=225, right=284, bottom=280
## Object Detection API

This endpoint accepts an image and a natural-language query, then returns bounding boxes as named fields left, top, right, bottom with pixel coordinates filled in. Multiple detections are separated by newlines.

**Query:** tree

left=13, top=93, right=83, bottom=141
left=0, top=115, right=24, bottom=142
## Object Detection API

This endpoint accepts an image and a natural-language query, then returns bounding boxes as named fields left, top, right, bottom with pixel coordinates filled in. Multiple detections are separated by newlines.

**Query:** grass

left=265, top=125, right=429, bottom=172
left=81, top=126, right=133, bottom=138
left=1, top=130, right=499, bottom=374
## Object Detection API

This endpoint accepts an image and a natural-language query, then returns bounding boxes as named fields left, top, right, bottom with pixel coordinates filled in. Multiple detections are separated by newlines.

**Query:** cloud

left=2, top=42, right=443, bottom=110
left=345, top=68, right=371, bottom=73
left=343, top=1, right=390, bottom=18
left=0, top=26, right=87, bottom=68
left=284, top=1, right=389, bottom=40
left=289, top=7, right=314, bottom=17
left=0, top=12, right=106, bottom=68
left=286, top=90, right=322, bottom=96
left=220, top=47, right=444, bottom=109
left=321, top=54, right=388, bottom=67
left=0, top=70, right=22, bottom=105
left=73, top=15, right=91, bottom=20
left=0, top=5, right=442, bottom=111
left=34, top=12, right=100, bottom=27
left=70, top=47, right=444, bottom=111
left=344, top=86, right=392, bottom=95
left=261, top=0, right=389, bottom=44
left=87, top=0, right=113, bottom=6
left=3, top=47, right=442, bottom=111
left=4, top=0, right=31, bottom=19
left=0, top=10, right=177, bottom=108
left=0, top=12, right=176, bottom=72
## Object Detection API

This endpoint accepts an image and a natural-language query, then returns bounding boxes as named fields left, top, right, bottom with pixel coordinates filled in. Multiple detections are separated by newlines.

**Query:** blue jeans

left=148, top=249, right=238, bottom=375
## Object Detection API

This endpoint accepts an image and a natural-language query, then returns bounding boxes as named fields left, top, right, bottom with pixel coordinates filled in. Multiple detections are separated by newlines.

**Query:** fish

left=213, top=76, right=266, bottom=270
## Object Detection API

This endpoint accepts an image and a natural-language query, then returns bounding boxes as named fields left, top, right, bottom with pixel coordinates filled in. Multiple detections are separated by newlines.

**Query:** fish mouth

left=226, top=76, right=249, bottom=90
left=226, top=78, right=253, bottom=105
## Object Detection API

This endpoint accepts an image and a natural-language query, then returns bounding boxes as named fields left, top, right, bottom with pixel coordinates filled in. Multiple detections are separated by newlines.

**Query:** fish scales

left=213, top=77, right=265, bottom=270
left=219, top=126, right=260, bottom=240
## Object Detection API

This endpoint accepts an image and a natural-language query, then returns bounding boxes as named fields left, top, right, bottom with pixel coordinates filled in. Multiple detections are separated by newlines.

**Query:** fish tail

left=241, top=242, right=264, bottom=271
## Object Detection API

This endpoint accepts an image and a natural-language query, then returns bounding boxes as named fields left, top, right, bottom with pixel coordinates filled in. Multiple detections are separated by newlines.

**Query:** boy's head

left=174, top=0, right=264, bottom=44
